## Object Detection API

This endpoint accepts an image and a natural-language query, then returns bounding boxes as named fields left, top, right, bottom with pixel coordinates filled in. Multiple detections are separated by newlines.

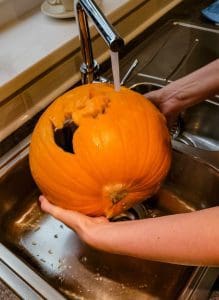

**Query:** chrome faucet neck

left=74, top=0, right=124, bottom=84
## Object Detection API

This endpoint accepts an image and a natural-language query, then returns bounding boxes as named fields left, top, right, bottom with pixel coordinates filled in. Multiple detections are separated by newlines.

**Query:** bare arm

left=40, top=196, right=219, bottom=266
left=145, top=59, right=219, bottom=121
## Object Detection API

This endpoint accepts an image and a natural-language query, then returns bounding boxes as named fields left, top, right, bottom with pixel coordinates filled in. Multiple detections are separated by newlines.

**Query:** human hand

left=39, top=195, right=109, bottom=245
left=145, top=80, right=205, bottom=127
left=39, top=197, right=219, bottom=265
left=144, top=85, right=182, bottom=126
left=145, top=59, right=219, bottom=124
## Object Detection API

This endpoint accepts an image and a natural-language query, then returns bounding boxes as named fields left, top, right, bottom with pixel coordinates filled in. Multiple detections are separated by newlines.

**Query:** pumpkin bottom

left=43, top=182, right=150, bottom=218
left=102, top=183, right=130, bottom=217
left=102, top=183, right=154, bottom=218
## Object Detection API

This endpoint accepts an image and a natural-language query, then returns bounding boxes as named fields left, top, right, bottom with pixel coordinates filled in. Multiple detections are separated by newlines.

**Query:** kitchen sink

left=177, top=100, right=219, bottom=151
left=0, top=132, right=218, bottom=299
left=1, top=52, right=219, bottom=299
left=1, top=2, right=219, bottom=298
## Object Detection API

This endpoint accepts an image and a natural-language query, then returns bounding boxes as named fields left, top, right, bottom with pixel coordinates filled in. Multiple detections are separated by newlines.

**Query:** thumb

left=39, top=195, right=85, bottom=231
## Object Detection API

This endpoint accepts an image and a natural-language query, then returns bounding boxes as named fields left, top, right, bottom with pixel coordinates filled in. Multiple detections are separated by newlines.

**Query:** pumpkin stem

left=103, top=184, right=128, bottom=204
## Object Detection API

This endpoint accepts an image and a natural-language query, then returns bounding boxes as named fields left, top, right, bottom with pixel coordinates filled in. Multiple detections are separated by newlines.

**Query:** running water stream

left=110, top=50, right=120, bottom=91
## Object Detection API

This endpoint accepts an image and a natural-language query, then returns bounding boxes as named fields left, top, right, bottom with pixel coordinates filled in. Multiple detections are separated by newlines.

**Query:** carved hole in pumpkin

left=52, top=118, right=78, bottom=154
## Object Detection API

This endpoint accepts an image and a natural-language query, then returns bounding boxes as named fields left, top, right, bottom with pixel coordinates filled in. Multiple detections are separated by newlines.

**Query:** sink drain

left=110, top=202, right=158, bottom=222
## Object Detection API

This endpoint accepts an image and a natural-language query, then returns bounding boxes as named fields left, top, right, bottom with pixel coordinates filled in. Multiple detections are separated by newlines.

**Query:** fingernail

left=39, top=195, right=43, bottom=203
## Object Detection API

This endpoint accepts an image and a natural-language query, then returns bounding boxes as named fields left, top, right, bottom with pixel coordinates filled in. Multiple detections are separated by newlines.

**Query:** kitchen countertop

left=0, top=0, right=145, bottom=101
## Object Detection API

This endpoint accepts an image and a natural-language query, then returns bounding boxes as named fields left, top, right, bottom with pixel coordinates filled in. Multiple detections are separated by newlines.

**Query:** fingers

left=144, top=91, right=159, bottom=104
left=39, top=195, right=84, bottom=231
left=39, top=195, right=109, bottom=234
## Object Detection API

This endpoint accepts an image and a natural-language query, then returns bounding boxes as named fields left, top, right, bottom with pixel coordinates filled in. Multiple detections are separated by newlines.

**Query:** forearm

left=148, top=59, right=219, bottom=117
left=86, top=207, right=219, bottom=266
left=170, top=59, right=219, bottom=106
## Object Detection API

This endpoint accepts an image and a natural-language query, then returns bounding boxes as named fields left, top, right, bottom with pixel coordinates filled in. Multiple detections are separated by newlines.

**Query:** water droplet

left=58, top=276, right=64, bottom=283
left=139, top=283, right=148, bottom=288
left=48, top=249, right=53, bottom=254
left=94, top=273, right=103, bottom=281
left=81, top=256, right=87, bottom=263
left=32, top=241, right=37, bottom=245
left=121, top=284, right=125, bottom=289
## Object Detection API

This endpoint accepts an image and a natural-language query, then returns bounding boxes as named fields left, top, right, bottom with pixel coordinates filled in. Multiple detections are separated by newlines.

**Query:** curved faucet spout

left=74, top=0, right=124, bottom=84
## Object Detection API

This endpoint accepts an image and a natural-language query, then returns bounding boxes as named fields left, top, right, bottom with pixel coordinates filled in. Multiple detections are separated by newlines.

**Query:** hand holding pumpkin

left=39, top=195, right=109, bottom=245
left=39, top=195, right=219, bottom=266
left=145, top=59, right=219, bottom=125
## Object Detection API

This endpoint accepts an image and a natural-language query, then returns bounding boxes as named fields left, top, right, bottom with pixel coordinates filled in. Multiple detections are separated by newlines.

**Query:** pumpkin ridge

left=74, top=128, right=109, bottom=185
left=33, top=125, right=100, bottom=194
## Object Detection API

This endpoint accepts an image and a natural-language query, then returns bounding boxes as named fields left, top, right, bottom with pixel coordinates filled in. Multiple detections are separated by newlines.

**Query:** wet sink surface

left=0, top=147, right=219, bottom=299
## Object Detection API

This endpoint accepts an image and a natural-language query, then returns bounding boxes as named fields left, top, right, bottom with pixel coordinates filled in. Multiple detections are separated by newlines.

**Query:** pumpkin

left=29, top=83, right=171, bottom=218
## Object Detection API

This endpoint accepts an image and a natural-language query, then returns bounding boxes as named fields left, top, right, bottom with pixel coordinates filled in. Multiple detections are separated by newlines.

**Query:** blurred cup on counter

left=62, top=0, right=74, bottom=11
left=47, top=0, right=62, bottom=5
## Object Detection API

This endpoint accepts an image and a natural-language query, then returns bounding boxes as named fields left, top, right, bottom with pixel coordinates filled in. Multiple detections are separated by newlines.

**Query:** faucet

left=74, top=0, right=124, bottom=84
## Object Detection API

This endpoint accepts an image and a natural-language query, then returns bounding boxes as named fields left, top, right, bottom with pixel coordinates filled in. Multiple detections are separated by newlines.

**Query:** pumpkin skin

left=29, top=83, right=171, bottom=218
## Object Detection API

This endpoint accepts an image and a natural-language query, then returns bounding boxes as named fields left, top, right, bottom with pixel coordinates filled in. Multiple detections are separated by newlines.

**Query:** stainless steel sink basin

left=0, top=134, right=218, bottom=299
left=177, top=100, right=219, bottom=151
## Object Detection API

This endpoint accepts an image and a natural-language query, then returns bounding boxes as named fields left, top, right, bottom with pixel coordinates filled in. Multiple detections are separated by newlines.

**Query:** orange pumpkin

left=29, top=83, right=171, bottom=218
